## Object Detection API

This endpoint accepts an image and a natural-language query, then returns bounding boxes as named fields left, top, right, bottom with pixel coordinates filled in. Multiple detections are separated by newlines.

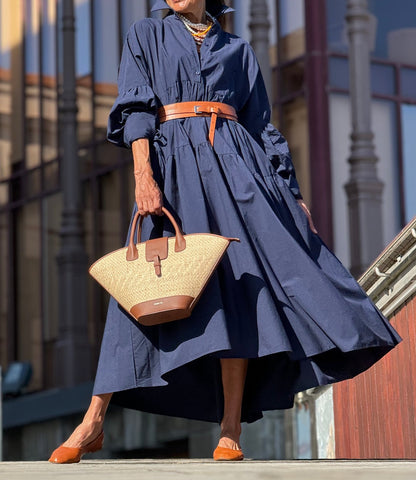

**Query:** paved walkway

left=1, top=460, right=416, bottom=480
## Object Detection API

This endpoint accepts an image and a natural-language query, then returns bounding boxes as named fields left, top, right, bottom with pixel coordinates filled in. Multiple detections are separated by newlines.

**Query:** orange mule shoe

left=213, top=446, right=244, bottom=461
left=48, top=431, right=104, bottom=464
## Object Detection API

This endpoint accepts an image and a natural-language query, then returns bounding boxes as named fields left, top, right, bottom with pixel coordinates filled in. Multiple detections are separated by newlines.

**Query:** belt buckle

left=194, top=105, right=219, bottom=115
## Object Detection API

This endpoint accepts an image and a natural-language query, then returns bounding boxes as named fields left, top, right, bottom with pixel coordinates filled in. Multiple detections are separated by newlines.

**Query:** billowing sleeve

left=107, top=20, right=158, bottom=148
left=238, top=45, right=303, bottom=200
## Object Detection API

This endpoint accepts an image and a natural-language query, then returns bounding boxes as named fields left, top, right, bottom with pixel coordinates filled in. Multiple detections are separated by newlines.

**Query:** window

left=24, top=0, right=40, bottom=74
left=326, top=0, right=347, bottom=53
left=0, top=0, right=12, bottom=71
left=279, top=0, right=304, bottom=37
left=42, top=0, right=56, bottom=77
left=75, top=0, right=91, bottom=77
left=368, top=0, right=416, bottom=62
left=401, top=68, right=416, bottom=101
left=278, top=0, right=305, bottom=62
left=94, top=0, right=119, bottom=85
left=401, top=104, right=416, bottom=223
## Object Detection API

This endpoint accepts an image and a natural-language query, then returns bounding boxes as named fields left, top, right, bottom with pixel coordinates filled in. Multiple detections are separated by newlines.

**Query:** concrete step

left=1, top=460, right=416, bottom=480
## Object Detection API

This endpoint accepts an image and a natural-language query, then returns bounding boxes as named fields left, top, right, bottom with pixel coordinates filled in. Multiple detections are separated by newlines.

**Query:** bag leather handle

left=126, top=207, right=186, bottom=261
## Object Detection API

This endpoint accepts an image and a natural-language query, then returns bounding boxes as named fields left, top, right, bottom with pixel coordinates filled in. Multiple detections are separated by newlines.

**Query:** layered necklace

left=177, top=11, right=214, bottom=52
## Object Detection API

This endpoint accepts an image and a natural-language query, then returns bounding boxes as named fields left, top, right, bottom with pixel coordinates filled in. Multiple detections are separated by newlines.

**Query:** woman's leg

left=218, top=358, right=248, bottom=450
left=62, top=393, right=113, bottom=447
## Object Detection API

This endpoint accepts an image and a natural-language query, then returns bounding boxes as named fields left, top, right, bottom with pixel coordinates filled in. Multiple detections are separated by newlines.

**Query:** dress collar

left=150, top=0, right=235, bottom=18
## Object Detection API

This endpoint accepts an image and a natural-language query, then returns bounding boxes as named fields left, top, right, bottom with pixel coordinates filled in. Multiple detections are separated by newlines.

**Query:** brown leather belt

left=158, top=101, right=238, bottom=146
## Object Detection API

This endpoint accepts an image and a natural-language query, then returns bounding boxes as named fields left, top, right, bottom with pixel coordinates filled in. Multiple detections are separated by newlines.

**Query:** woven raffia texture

left=89, top=234, right=230, bottom=312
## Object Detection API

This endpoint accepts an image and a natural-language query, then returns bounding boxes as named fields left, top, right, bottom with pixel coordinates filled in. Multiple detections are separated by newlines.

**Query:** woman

left=49, top=0, right=401, bottom=463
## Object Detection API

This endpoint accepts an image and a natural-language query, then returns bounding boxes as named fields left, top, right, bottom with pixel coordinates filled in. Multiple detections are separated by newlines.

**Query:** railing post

left=344, top=0, right=384, bottom=277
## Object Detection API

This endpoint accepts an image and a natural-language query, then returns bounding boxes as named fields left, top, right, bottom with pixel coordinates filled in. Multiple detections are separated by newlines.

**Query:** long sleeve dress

left=92, top=4, right=401, bottom=424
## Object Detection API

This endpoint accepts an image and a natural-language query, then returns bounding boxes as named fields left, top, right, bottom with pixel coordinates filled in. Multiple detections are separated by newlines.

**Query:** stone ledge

left=358, top=216, right=416, bottom=317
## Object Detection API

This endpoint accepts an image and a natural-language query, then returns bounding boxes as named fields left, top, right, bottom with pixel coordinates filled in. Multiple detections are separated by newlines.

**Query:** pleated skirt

left=93, top=117, right=401, bottom=423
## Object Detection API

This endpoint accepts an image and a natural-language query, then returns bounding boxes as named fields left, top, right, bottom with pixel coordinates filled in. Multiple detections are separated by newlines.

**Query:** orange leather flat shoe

left=213, top=446, right=244, bottom=461
left=48, top=431, right=104, bottom=464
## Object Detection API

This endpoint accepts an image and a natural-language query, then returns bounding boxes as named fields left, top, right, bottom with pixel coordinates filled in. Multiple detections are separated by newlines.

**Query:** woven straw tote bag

left=89, top=207, right=239, bottom=326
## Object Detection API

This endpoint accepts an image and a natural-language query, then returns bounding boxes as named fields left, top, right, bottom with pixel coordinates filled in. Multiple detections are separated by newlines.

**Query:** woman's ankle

left=62, top=420, right=103, bottom=448
left=218, top=430, right=242, bottom=450
left=82, top=393, right=112, bottom=425
left=82, top=415, right=105, bottom=426
left=220, top=422, right=241, bottom=442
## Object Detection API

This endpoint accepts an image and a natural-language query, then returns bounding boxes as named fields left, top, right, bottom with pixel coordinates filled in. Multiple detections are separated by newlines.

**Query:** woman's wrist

left=134, top=168, right=153, bottom=176
left=132, top=138, right=152, bottom=175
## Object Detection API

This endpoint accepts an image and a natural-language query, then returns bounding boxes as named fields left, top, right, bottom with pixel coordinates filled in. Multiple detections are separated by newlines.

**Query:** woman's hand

left=132, top=138, right=163, bottom=216
left=134, top=171, right=163, bottom=216
left=297, top=199, right=318, bottom=234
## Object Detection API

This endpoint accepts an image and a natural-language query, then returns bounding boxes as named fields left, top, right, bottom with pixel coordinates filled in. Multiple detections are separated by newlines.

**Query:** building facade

left=0, top=0, right=415, bottom=460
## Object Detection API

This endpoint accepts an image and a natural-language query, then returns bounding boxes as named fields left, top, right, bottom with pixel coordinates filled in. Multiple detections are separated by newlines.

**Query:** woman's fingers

left=136, top=201, right=148, bottom=217
left=135, top=173, right=163, bottom=216
left=154, top=207, right=163, bottom=216
left=152, top=196, right=164, bottom=216
left=142, top=200, right=150, bottom=216
left=297, top=199, right=318, bottom=234
left=308, top=217, right=318, bottom=234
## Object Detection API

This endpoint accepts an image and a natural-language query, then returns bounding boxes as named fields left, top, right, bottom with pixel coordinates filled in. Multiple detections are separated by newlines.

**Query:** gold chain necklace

left=177, top=12, right=214, bottom=38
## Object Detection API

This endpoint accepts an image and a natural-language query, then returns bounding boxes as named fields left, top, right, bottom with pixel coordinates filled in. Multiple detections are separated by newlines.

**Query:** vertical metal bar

left=90, top=0, right=100, bottom=356
left=90, top=0, right=97, bottom=172
left=117, top=0, right=127, bottom=241
left=9, top=0, right=26, bottom=361
left=10, top=0, right=26, bottom=172
left=0, top=365, right=2, bottom=461
left=7, top=207, right=17, bottom=361
left=394, top=64, right=406, bottom=228
left=39, top=0, right=45, bottom=187
left=117, top=0, right=122, bottom=41
left=55, top=0, right=61, bottom=176
left=275, top=0, right=284, bottom=128
left=304, top=0, right=334, bottom=249
left=117, top=0, right=129, bottom=244
left=55, top=0, right=90, bottom=387
left=38, top=0, right=46, bottom=389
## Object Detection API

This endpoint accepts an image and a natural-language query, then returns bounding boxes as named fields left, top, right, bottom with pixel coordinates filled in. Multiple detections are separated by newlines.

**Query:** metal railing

left=1, top=365, right=3, bottom=461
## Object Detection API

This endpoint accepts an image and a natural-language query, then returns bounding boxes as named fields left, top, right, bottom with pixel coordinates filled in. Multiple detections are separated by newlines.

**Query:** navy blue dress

left=92, top=4, right=401, bottom=423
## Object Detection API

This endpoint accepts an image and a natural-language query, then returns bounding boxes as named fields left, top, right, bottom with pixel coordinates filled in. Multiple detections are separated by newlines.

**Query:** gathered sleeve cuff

left=107, top=21, right=158, bottom=148
left=261, top=124, right=303, bottom=200
left=108, top=86, right=157, bottom=147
